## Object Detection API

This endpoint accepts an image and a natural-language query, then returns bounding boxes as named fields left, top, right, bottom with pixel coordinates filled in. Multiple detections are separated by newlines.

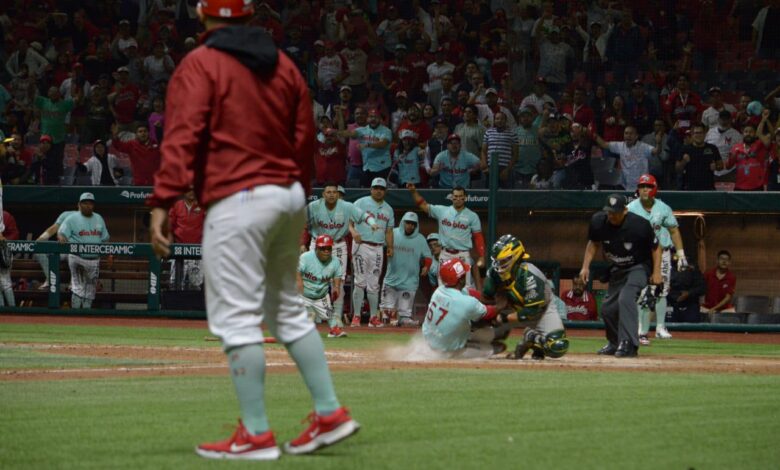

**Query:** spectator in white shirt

left=5, top=39, right=49, bottom=79
left=519, top=77, right=556, bottom=114
left=701, top=87, right=737, bottom=129
left=705, top=110, right=743, bottom=169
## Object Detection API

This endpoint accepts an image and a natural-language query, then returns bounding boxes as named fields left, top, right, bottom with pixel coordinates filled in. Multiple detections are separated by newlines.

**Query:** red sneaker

left=327, top=327, right=348, bottom=338
left=196, top=420, right=280, bottom=460
left=350, top=315, right=361, bottom=327
left=283, top=407, right=360, bottom=455
left=368, top=316, right=383, bottom=328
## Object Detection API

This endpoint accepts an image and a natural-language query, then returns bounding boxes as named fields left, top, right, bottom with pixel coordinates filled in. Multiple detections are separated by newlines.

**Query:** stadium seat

left=734, top=295, right=771, bottom=315
left=710, top=312, right=746, bottom=324
left=772, top=297, right=780, bottom=315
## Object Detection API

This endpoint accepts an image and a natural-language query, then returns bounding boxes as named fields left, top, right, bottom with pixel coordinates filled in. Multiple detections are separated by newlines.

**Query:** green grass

left=1, top=371, right=778, bottom=469
left=1, top=321, right=779, bottom=469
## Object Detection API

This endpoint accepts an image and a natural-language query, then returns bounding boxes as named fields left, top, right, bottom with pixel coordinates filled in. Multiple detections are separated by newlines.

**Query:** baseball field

left=1, top=315, right=779, bottom=470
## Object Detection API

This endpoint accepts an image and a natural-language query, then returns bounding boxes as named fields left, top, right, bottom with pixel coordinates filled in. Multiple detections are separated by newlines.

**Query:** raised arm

left=406, top=183, right=430, bottom=214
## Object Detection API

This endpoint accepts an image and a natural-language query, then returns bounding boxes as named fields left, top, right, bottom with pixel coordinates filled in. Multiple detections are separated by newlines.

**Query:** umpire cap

left=603, top=194, right=627, bottom=212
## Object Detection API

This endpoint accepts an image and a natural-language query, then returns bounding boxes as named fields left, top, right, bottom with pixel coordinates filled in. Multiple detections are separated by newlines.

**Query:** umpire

left=579, top=194, right=661, bottom=357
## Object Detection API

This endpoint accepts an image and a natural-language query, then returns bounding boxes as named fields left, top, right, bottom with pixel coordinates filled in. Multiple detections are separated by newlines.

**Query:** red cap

left=446, top=133, right=461, bottom=143
left=40, top=134, right=53, bottom=143
left=368, top=109, right=380, bottom=117
left=315, top=234, right=334, bottom=248
left=198, top=0, right=254, bottom=18
left=439, top=259, right=470, bottom=287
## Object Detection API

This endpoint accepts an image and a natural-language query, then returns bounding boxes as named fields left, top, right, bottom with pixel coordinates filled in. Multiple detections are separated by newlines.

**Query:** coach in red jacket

left=110, top=124, right=161, bottom=186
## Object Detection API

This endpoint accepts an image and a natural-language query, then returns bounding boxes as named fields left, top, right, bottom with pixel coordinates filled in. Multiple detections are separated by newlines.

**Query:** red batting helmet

left=198, top=0, right=254, bottom=18
left=315, top=235, right=334, bottom=248
left=637, top=174, right=657, bottom=198
left=439, top=259, right=470, bottom=287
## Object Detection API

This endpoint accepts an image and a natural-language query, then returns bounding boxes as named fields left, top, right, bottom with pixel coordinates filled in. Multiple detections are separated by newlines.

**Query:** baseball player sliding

left=351, top=177, right=394, bottom=328
left=57, top=192, right=110, bottom=309
left=298, top=235, right=346, bottom=338
left=302, top=183, right=378, bottom=328
left=148, top=0, right=358, bottom=460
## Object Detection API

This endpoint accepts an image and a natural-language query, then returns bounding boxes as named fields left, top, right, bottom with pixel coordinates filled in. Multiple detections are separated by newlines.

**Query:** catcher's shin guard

left=542, top=330, right=569, bottom=358
left=510, top=328, right=545, bottom=360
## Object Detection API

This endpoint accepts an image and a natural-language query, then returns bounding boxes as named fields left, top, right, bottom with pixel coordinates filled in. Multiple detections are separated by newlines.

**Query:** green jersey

left=423, top=286, right=487, bottom=351
left=34, top=96, right=74, bottom=143
left=483, top=261, right=550, bottom=321
left=354, top=196, right=394, bottom=244
left=298, top=250, right=341, bottom=299
left=383, top=212, right=432, bottom=291
left=626, top=198, right=677, bottom=248
left=58, top=212, right=110, bottom=259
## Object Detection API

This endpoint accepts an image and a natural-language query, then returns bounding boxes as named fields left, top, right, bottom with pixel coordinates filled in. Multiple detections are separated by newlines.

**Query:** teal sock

left=227, top=343, right=269, bottom=435
left=72, top=294, right=82, bottom=309
left=367, top=292, right=379, bottom=318
left=352, top=286, right=365, bottom=319
left=655, top=298, right=668, bottom=328
left=638, top=306, right=650, bottom=335
left=285, top=329, right=340, bottom=414
left=3, top=288, right=15, bottom=307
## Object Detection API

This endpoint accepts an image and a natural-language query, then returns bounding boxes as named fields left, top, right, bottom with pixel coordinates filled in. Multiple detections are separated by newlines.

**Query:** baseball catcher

left=482, top=234, right=569, bottom=360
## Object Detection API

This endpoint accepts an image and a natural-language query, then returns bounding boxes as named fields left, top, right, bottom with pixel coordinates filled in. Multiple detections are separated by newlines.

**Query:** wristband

left=416, top=197, right=427, bottom=207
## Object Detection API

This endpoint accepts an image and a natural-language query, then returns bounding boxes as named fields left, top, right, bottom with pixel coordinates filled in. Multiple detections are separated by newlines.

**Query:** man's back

left=423, top=286, right=485, bottom=351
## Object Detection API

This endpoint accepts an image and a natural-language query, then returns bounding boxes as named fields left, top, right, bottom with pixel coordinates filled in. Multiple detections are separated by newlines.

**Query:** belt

left=361, top=241, right=383, bottom=247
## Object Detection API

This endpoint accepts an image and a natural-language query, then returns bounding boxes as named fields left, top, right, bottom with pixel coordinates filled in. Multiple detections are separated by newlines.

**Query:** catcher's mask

left=491, top=234, right=529, bottom=280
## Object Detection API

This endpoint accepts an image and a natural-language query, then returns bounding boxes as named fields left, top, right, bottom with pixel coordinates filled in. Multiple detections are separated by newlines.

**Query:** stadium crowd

left=0, top=0, right=778, bottom=190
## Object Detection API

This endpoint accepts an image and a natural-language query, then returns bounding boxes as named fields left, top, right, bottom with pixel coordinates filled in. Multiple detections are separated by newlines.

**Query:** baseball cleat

left=614, top=340, right=638, bottom=358
left=397, top=317, right=420, bottom=327
left=655, top=325, right=672, bottom=339
left=283, top=407, right=360, bottom=455
left=195, top=420, right=280, bottom=460
left=597, top=343, right=618, bottom=355
left=350, top=315, right=361, bottom=327
left=639, top=335, right=650, bottom=346
left=327, top=327, right=348, bottom=338
left=368, top=317, right=383, bottom=328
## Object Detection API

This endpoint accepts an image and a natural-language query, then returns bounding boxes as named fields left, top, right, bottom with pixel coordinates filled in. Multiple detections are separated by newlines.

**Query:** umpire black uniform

left=579, top=194, right=662, bottom=357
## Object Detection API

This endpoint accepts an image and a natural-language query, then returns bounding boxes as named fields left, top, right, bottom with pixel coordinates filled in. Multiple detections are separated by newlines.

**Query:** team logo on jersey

left=623, top=242, right=633, bottom=250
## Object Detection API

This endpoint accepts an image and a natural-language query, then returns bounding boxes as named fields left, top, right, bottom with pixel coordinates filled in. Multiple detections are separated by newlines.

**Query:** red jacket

left=148, top=25, right=314, bottom=208
left=562, top=289, right=598, bottom=321
left=112, top=137, right=161, bottom=186
left=2, top=211, right=19, bottom=240
left=168, top=199, right=205, bottom=244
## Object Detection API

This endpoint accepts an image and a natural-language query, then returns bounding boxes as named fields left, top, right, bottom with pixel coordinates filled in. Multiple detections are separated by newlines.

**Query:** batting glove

left=676, top=249, right=689, bottom=271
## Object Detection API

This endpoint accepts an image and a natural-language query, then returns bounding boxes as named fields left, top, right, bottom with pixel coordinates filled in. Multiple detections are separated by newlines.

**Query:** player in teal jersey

left=423, top=258, right=506, bottom=357
left=297, top=235, right=346, bottom=338
left=380, top=212, right=432, bottom=326
left=350, top=177, right=394, bottom=327
left=627, top=174, right=688, bottom=342
left=407, top=183, right=486, bottom=288
left=302, top=183, right=378, bottom=325
left=34, top=208, right=79, bottom=290
left=426, top=233, right=441, bottom=287
left=482, top=234, right=569, bottom=360
left=57, top=193, right=110, bottom=308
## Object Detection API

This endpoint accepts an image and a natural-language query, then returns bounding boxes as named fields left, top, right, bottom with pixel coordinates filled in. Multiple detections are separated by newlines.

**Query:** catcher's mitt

left=0, top=241, right=13, bottom=269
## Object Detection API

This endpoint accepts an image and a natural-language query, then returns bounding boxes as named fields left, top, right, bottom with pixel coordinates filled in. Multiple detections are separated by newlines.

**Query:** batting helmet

left=315, top=235, right=334, bottom=248
left=198, top=0, right=254, bottom=18
left=439, top=259, right=470, bottom=287
left=491, top=234, right=529, bottom=280
left=637, top=174, right=658, bottom=198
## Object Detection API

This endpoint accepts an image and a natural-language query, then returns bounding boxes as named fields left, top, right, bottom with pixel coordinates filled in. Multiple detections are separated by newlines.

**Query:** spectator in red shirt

left=561, top=87, right=594, bottom=128
left=168, top=190, right=205, bottom=290
left=724, top=118, right=772, bottom=191
left=397, top=103, right=433, bottom=146
left=108, top=66, right=141, bottom=133
left=602, top=94, right=628, bottom=142
left=662, top=74, right=703, bottom=136
left=315, top=128, right=347, bottom=186
left=562, top=277, right=598, bottom=321
left=110, top=123, right=161, bottom=186
left=702, top=250, right=736, bottom=314
left=381, top=44, right=412, bottom=99
left=0, top=210, right=19, bottom=307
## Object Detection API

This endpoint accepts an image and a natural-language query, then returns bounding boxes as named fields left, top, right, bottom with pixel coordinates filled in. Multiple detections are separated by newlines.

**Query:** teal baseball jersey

left=355, top=125, right=393, bottom=171
left=55, top=210, right=78, bottom=226
left=58, top=212, right=110, bottom=259
left=298, top=250, right=342, bottom=299
left=428, top=204, right=481, bottom=251
left=428, top=258, right=439, bottom=286
left=383, top=214, right=432, bottom=291
left=354, top=196, right=394, bottom=244
left=627, top=198, right=677, bottom=248
left=432, top=150, right=481, bottom=188
left=307, top=199, right=369, bottom=241
left=423, top=286, right=487, bottom=351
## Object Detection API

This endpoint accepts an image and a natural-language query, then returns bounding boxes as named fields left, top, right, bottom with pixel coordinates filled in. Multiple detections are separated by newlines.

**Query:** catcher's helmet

left=198, top=0, right=254, bottom=18
left=491, top=234, right=529, bottom=278
left=439, top=259, right=470, bottom=287
left=637, top=174, right=658, bottom=198
left=315, top=234, right=334, bottom=248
